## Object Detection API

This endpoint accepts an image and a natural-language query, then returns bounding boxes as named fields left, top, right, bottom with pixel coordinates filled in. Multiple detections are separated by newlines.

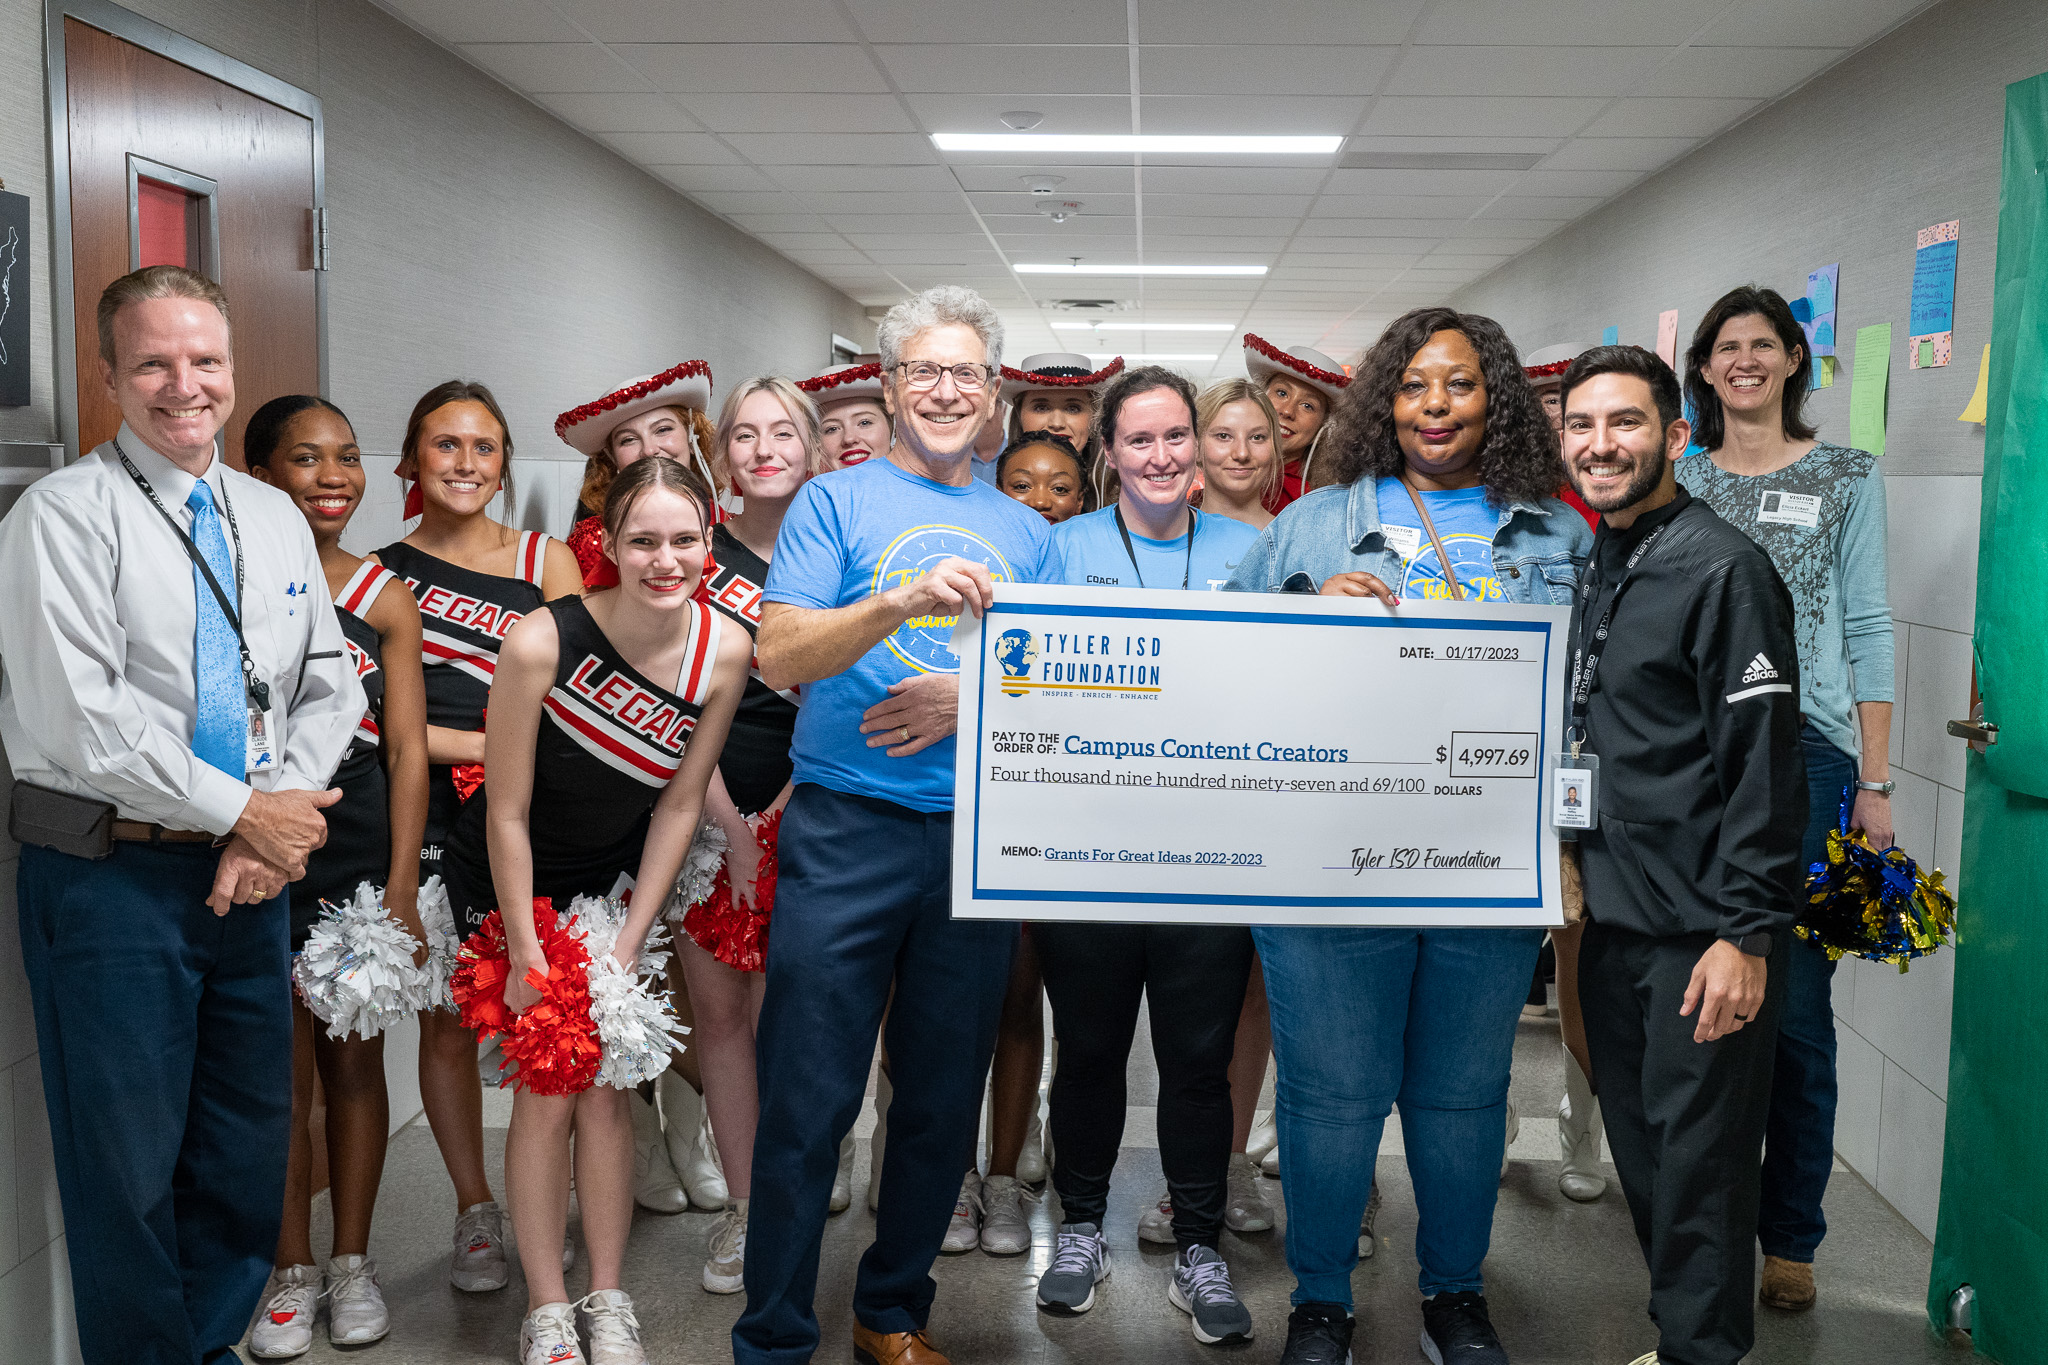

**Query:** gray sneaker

left=1169, top=1244, right=1254, bottom=1344
left=1036, top=1222, right=1110, bottom=1314
left=451, top=1201, right=509, bottom=1292
left=1357, top=1181, right=1383, bottom=1260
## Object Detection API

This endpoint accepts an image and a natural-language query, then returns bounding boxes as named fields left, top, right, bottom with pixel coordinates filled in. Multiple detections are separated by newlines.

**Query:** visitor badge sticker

left=950, top=584, right=1572, bottom=927
left=1381, top=524, right=1423, bottom=561
left=1756, top=490, right=1821, bottom=528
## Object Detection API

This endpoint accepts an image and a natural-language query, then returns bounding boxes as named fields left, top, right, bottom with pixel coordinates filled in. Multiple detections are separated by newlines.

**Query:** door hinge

left=313, top=206, right=330, bottom=271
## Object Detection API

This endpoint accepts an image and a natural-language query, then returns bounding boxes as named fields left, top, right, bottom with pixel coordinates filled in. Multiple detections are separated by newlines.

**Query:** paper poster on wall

left=1601, top=325, right=1619, bottom=345
left=1958, top=343, right=1991, bottom=422
left=1849, top=323, right=1892, bottom=458
left=1908, top=220, right=1959, bottom=368
left=0, top=189, right=30, bottom=408
left=1655, top=309, right=1678, bottom=366
left=1805, top=263, right=1839, bottom=358
left=1815, top=356, right=1836, bottom=389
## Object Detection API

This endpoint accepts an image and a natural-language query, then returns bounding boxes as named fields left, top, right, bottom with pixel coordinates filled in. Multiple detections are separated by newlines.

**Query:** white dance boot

left=867, top=1069, right=892, bottom=1212
left=630, top=1088, right=689, bottom=1213
left=1558, top=1049, right=1608, bottom=1202
left=658, top=1071, right=728, bottom=1210
left=830, top=1130, right=857, bottom=1213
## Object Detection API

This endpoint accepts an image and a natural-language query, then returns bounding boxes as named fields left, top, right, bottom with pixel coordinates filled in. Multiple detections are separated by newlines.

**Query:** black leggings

left=1035, top=922, right=1254, bottom=1249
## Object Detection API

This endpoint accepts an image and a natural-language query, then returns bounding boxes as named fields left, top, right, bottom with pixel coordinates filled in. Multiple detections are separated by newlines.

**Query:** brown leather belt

left=111, top=820, right=219, bottom=845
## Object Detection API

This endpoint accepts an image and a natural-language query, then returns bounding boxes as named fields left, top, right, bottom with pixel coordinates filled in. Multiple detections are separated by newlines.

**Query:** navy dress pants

left=17, top=841, right=293, bottom=1365
left=736, top=784, right=1017, bottom=1364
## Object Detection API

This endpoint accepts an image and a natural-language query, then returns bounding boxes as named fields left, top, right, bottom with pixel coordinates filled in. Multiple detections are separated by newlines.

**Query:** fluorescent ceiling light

left=1017, top=263, right=1267, bottom=277
left=1084, top=353, right=1222, bottom=362
left=934, top=133, right=1342, bottom=155
left=1052, top=321, right=1236, bottom=332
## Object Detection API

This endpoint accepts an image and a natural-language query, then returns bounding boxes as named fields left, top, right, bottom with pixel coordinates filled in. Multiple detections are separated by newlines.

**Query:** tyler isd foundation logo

left=995, top=628, right=1038, bottom=696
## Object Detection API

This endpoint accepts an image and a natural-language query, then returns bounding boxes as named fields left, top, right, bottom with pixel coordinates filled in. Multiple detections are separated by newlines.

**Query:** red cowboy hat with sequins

left=1521, top=343, right=1580, bottom=387
left=797, top=362, right=886, bottom=410
left=554, top=360, right=713, bottom=456
left=1242, top=334, right=1351, bottom=405
left=999, top=352, right=1125, bottom=403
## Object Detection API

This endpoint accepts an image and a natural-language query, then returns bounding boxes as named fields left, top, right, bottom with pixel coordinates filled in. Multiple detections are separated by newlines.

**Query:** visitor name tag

left=1552, top=754, right=1597, bottom=832
left=246, top=704, right=278, bottom=774
left=1756, top=490, right=1821, bottom=528
left=1382, top=524, right=1423, bottom=560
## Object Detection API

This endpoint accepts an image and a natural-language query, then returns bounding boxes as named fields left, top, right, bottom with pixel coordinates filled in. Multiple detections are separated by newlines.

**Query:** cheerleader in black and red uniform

left=243, top=395, right=429, bottom=1354
left=372, top=380, right=583, bottom=1294
left=443, top=455, right=747, bottom=1365
left=559, top=362, right=719, bottom=591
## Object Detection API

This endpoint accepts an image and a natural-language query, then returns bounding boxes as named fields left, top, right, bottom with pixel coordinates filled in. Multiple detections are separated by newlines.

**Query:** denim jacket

left=1223, top=480, right=1594, bottom=604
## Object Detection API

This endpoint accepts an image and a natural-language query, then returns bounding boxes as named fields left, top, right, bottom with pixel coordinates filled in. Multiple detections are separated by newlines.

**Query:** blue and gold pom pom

left=1796, top=792, right=1957, bottom=972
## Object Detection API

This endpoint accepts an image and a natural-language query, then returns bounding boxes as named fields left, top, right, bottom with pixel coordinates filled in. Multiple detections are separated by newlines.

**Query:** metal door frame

left=43, top=0, right=328, bottom=461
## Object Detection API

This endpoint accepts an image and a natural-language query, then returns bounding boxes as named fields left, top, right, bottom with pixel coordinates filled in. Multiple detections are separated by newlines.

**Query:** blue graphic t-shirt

left=763, top=457, right=1062, bottom=812
left=1374, top=478, right=1503, bottom=601
left=1055, top=505, right=1258, bottom=593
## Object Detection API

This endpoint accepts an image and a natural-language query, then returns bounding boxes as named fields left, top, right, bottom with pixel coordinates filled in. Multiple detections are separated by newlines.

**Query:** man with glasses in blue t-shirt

left=736, top=286, right=1062, bottom=1365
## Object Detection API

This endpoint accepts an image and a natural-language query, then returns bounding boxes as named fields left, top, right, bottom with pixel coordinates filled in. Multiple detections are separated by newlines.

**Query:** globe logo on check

left=995, top=629, right=1038, bottom=696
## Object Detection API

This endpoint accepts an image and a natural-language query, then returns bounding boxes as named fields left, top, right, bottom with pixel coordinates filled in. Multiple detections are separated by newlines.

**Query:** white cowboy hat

left=797, top=361, right=886, bottom=410
left=1522, top=342, right=1581, bottom=386
left=1242, top=334, right=1351, bottom=405
left=555, top=360, right=713, bottom=456
left=999, top=352, right=1125, bottom=403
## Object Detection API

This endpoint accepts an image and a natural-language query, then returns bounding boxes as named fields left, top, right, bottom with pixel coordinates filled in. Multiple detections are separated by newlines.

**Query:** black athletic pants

left=1580, top=921, right=1790, bottom=1365
left=1035, top=922, right=1255, bottom=1250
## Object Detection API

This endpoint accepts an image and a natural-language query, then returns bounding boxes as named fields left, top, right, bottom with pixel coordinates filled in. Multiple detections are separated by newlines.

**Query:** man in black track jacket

left=1556, top=345, right=1807, bottom=1365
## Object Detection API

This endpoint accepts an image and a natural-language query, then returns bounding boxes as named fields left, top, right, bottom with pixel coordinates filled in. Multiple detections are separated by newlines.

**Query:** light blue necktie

left=187, top=480, right=245, bottom=776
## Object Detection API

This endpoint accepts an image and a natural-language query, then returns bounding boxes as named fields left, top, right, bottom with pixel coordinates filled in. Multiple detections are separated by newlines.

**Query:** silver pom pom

left=414, top=876, right=461, bottom=1013
left=668, top=820, right=729, bottom=923
left=292, top=882, right=427, bottom=1040
left=563, top=895, right=685, bottom=1090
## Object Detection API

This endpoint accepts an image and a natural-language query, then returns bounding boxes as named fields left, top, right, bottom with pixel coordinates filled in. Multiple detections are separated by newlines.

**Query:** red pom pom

left=453, top=899, right=602, bottom=1095
left=682, top=809, right=780, bottom=973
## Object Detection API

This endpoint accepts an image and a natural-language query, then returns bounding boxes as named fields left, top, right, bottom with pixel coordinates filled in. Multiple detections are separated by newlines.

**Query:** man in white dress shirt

left=0, top=266, right=361, bottom=1365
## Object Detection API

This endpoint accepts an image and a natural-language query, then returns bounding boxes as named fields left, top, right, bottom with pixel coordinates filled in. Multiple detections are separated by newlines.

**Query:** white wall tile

left=1933, top=784, right=1966, bottom=888
left=1849, top=940, right=1953, bottom=1102
left=1884, top=476, right=1981, bottom=634
left=1833, top=1022, right=1883, bottom=1179
left=1875, top=1061, right=1948, bottom=1240
left=0, top=1239, right=80, bottom=1365
left=1830, top=947, right=1856, bottom=1024
left=1889, top=768, right=1939, bottom=867
left=1886, top=621, right=1909, bottom=773
left=11, top=1053, right=58, bottom=1262
left=1901, top=625, right=1974, bottom=792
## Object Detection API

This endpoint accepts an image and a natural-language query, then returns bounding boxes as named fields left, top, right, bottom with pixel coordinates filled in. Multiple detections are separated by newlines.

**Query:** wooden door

left=63, top=15, right=319, bottom=468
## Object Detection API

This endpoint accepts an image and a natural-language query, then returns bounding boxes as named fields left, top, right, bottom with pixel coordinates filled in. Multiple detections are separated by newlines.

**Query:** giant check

left=950, top=584, right=1570, bottom=927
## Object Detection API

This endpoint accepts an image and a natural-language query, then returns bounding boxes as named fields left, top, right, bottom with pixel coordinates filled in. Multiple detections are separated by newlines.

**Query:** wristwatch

left=1854, top=778, right=1895, bottom=796
left=1727, top=932, right=1773, bottom=958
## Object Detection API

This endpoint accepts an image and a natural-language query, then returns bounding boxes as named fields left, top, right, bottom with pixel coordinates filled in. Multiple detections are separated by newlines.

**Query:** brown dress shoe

left=852, top=1324, right=951, bottom=1365
left=1760, top=1255, right=1816, bottom=1311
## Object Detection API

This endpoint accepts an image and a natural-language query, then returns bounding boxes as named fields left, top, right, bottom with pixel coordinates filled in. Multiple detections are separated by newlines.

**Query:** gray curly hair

left=876, top=285, right=1004, bottom=375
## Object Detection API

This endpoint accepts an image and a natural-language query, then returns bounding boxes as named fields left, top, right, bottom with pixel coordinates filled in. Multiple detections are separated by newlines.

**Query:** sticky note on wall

left=1601, top=325, right=1619, bottom=345
left=1959, top=343, right=1990, bottom=422
left=1850, top=323, right=1892, bottom=457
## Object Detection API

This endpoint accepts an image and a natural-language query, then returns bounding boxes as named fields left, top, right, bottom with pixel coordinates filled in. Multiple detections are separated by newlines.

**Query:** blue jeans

left=736, top=785, right=1017, bottom=1364
left=1757, top=724, right=1856, bottom=1261
left=18, top=840, right=293, bottom=1365
left=1254, top=924, right=1544, bottom=1305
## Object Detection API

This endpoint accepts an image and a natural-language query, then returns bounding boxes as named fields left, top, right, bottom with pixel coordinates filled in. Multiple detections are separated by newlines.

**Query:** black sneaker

left=1421, top=1291, right=1509, bottom=1364
left=1279, top=1301, right=1354, bottom=1365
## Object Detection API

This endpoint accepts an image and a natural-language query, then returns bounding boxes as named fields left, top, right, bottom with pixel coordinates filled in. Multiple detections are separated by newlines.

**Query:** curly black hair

left=1320, top=306, right=1563, bottom=504
left=996, top=429, right=1084, bottom=481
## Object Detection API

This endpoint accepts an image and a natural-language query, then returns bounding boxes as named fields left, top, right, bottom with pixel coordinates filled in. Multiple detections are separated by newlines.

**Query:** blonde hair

left=711, top=377, right=829, bottom=489
left=97, top=265, right=231, bottom=366
left=1196, top=379, right=1282, bottom=501
left=576, top=405, right=717, bottom=517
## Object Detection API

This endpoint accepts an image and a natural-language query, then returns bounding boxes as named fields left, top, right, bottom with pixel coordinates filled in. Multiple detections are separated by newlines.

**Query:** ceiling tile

left=648, top=165, right=780, bottom=193
left=950, top=165, right=1136, bottom=193
left=872, top=45, right=1131, bottom=94
left=1129, top=0, right=1426, bottom=42
left=842, top=0, right=1127, bottom=44
left=752, top=232, right=855, bottom=249
left=1697, top=0, right=1928, bottom=48
left=1321, top=168, right=1524, bottom=197
left=1300, top=194, right=1498, bottom=218
left=768, top=164, right=963, bottom=192
left=690, top=190, right=817, bottom=214
left=1342, top=135, right=1563, bottom=156
left=597, top=131, right=738, bottom=163
left=616, top=44, right=886, bottom=94
left=723, top=133, right=941, bottom=164
left=1142, top=193, right=1316, bottom=218
left=728, top=212, right=833, bottom=233
left=1579, top=97, right=1760, bottom=138
left=1387, top=45, right=1666, bottom=97
left=530, top=92, right=700, bottom=132
left=1138, top=166, right=1330, bottom=194
left=1138, top=44, right=1399, bottom=95
left=805, top=190, right=980, bottom=215
left=574, top=0, right=861, bottom=42
left=1417, top=0, right=1704, bottom=46
left=457, top=43, right=647, bottom=92
left=904, top=94, right=1134, bottom=136
left=1653, top=45, right=1850, bottom=98
left=379, top=0, right=582, bottom=42
left=1512, top=168, right=1644, bottom=196
left=823, top=213, right=986, bottom=233
left=1541, top=137, right=1698, bottom=172
left=1361, top=96, right=1610, bottom=139
left=1138, top=96, right=1370, bottom=136
left=678, top=93, right=918, bottom=133
left=1479, top=195, right=1606, bottom=219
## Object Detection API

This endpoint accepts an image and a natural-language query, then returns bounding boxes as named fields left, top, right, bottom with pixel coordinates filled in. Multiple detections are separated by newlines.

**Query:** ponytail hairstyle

left=600, top=454, right=715, bottom=548
left=242, top=394, right=352, bottom=469
left=401, top=379, right=516, bottom=510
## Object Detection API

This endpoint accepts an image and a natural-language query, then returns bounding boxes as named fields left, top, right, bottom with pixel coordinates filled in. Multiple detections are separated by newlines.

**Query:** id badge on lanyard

left=1556, top=519, right=1671, bottom=836
left=1551, top=751, right=1597, bottom=833
left=246, top=701, right=278, bottom=774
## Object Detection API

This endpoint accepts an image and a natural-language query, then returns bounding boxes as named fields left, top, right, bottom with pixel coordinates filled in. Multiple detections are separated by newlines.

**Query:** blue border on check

left=968, top=598, right=1555, bottom=910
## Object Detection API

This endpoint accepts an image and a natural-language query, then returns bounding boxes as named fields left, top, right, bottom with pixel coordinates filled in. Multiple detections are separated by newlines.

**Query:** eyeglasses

left=894, top=361, right=995, bottom=393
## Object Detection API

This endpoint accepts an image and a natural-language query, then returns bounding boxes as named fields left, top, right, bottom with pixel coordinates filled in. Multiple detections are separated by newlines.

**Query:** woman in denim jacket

left=1225, top=307, right=1591, bottom=1365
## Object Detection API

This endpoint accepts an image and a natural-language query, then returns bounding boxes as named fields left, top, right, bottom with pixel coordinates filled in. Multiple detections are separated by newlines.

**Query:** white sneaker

left=1245, top=1112, right=1278, bottom=1165
left=942, top=1170, right=983, bottom=1253
left=520, top=1301, right=584, bottom=1365
left=249, top=1264, right=321, bottom=1358
left=830, top=1129, right=856, bottom=1214
left=1260, top=1141, right=1281, bottom=1177
left=451, top=1201, right=510, bottom=1292
left=1561, top=1049, right=1609, bottom=1201
left=1224, top=1152, right=1275, bottom=1233
left=1137, top=1188, right=1176, bottom=1245
left=325, top=1255, right=390, bottom=1346
left=578, top=1288, right=648, bottom=1365
left=980, top=1173, right=1035, bottom=1254
left=1358, top=1180, right=1383, bottom=1260
left=658, top=1071, right=728, bottom=1210
left=703, top=1200, right=748, bottom=1293
left=868, top=1069, right=892, bottom=1212
left=630, top=1088, right=689, bottom=1213
left=1503, top=1098, right=1520, bottom=1181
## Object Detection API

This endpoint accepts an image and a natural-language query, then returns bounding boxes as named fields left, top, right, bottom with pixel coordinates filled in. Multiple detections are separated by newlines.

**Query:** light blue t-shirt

left=1055, top=505, right=1257, bottom=593
left=1374, top=478, right=1503, bottom=601
left=763, top=457, right=1063, bottom=813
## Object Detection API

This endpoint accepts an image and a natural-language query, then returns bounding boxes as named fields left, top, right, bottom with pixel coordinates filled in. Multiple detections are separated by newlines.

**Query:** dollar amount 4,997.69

left=1442, top=732, right=1539, bottom=779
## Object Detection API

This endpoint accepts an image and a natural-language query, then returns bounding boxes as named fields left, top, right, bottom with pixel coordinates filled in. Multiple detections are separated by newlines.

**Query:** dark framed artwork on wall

left=0, top=188, right=28, bottom=407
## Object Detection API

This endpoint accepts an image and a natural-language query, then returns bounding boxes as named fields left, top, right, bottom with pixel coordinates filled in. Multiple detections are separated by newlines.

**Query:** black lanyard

left=115, top=439, right=271, bottom=713
left=1566, top=518, right=1672, bottom=755
left=1113, top=506, right=1198, bottom=590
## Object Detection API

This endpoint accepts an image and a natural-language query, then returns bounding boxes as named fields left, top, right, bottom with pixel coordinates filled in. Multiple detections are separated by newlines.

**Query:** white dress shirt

left=0, top=425, right=364, bottom=835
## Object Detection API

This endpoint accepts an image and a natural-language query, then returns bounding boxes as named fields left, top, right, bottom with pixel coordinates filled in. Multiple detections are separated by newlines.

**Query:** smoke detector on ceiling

left=1023, top=175, right=1066, bottom=195
left=1000, top=110, right=1045, bottom=130
left=1047, top=298, right=1134, bottom=314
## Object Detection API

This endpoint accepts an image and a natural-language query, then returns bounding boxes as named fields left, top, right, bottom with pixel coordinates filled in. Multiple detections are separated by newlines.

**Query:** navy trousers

left=736, top=784, right=1017, bottom=1364
left=17, top=841, right=293, bottom=1365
